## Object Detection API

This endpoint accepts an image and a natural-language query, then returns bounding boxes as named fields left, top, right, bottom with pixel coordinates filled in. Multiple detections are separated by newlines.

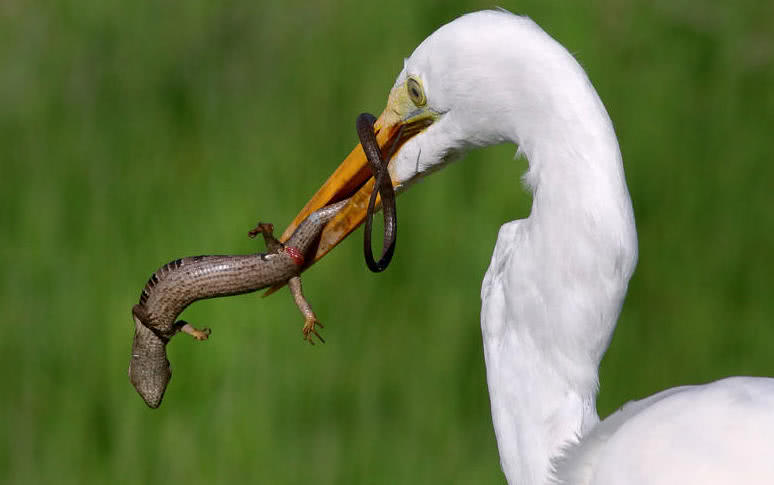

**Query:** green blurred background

left=2, top=0, right=773, bottom=483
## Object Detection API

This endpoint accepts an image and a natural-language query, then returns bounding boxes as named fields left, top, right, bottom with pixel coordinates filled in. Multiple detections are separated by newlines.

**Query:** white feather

left=553, top=377, right=774, bottom=485
left=386, top=10, right=774, bottom=484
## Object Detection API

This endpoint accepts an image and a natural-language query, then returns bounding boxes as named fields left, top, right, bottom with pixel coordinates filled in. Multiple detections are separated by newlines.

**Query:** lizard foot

left=248, top=222, right=274, bottom=239
left=177, top=321, right=211, bottom=341
left=302, top=318, right=325, bottom=345
left=248, top=222, right=284, bottom=253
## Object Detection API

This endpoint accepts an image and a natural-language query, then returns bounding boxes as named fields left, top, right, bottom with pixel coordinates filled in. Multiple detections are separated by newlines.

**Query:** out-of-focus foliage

left=1, top=1, right=772, bottom=483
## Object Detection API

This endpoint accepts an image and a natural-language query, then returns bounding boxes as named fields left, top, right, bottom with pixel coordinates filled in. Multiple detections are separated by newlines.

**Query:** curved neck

left=481, top=59, right=638, bottom=484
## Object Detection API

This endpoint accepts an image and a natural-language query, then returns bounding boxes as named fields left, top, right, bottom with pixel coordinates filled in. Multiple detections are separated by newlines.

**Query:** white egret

left=281, top=10, right=774, bottom=484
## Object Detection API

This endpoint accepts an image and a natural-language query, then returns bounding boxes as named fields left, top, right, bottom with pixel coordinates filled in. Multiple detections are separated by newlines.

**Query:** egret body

left=283, top=10, right=774, bottom=484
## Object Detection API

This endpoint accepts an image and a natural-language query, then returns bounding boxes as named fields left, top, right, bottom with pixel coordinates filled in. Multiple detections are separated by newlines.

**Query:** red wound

left=284, top=246, right=305, bottom=267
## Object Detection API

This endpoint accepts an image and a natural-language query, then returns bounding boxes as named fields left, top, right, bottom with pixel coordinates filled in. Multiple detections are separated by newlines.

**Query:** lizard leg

left=175, top=320, right=211, bottom=341
left=288, top=275, right=324, bottom=344
left=248, top=222, right=284, bottom=253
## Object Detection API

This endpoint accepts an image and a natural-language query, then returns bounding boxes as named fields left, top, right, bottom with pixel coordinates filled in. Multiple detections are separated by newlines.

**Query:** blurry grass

left=1, top=0, right=773, bottom=483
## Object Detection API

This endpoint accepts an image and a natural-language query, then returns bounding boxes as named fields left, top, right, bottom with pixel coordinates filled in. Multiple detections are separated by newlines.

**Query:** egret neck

left=479, top=34, right=638, bottom=483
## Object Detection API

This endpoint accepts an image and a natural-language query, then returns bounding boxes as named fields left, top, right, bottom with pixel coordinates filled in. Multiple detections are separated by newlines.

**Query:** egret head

left=280, top=10, right=576, bottom=263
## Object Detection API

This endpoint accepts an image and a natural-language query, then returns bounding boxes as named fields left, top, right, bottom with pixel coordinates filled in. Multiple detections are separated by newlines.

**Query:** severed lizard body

left=129, top=200, right=347, bottom=408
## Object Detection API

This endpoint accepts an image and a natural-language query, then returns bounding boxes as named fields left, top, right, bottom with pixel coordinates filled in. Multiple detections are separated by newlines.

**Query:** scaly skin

left=129, top=201, right=346, bottom=408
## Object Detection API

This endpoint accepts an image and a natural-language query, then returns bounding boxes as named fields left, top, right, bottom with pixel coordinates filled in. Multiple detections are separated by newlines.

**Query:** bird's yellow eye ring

left=407, top=77, right=426, bottom=107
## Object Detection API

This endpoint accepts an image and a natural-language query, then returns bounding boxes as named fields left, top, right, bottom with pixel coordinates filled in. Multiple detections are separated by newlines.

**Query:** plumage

left=379, top=10, right=774, bottom=484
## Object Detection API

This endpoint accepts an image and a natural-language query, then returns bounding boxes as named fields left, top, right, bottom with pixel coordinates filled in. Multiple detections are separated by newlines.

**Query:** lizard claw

left=248, top=222, right=274, bottom=239
left=177, top=320, right=211, bottom=341
left=303, top=318, right=325, bottom=345
left=191, top=327, right=211, bottom=341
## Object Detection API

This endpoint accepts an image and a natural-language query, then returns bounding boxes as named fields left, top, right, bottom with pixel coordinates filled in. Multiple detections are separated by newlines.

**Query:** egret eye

left=407, top=77, right=426, bottom=107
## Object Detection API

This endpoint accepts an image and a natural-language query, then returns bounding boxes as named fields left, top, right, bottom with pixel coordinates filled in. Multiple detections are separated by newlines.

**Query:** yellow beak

left=263, top=79, right=436, bottom=295
left=276, top=107, right=404, bottom=262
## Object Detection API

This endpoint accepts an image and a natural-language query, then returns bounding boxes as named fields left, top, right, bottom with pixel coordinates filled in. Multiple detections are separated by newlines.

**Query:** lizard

left=128, top=111, right=396, bottom=409
left=129, top=201, right=346, bottom=408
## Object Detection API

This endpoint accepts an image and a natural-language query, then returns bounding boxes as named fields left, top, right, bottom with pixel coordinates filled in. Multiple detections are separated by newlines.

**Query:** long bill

left=264, top=79, right=437, bottom=296
left=277, top=108, right=402, bottom=263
